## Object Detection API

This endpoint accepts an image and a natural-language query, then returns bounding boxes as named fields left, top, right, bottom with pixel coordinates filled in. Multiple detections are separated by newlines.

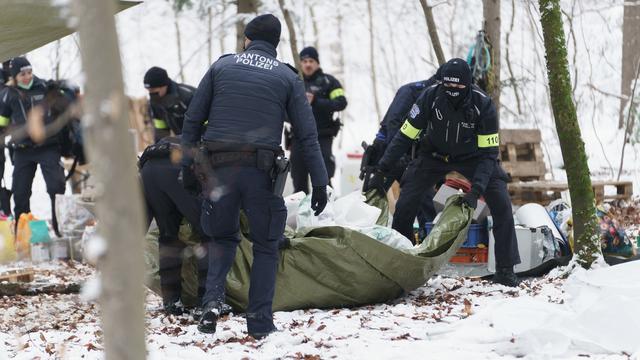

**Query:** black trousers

left=393, top=156, right=521, bottom=267
left=290, top=136, right=335, bottom=194
left=12, top=146, right=65, bottom=233
left=387, top=154, right=437, bottom=227
left=141, top=157, right=209, bottom=305
left=201, top=166, right=286, bottom=335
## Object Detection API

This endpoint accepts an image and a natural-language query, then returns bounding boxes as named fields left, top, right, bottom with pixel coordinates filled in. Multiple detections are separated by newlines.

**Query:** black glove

left=311, top=185, right=328, bottom=216
left=461, top=189, right=480, bottom=209
left=370, top=138, right=387, bottom=164
left=179, top=165, right=200, bottom=195
left=364, top=169, right=387, bottom=197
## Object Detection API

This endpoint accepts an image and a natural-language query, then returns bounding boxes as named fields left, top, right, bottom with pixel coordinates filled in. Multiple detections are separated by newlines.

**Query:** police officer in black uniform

left=289, top=46, right=347, bottom=193
left=372, top=58, right=520, bottom=286
left=364, top=66, right=444, bottom=231
left=139, top=136, right=210, bottom=316
left=181, top=14, right=329, bottom=338
left=0, top=57, right=65, bottom=233
left=144, top=67, right=195, bottom=142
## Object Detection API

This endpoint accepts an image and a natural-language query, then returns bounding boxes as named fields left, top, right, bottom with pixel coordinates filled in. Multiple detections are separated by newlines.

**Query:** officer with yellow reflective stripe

left=289, top=47, right=347, bottom=193
left=373, top=58, right=521, bottom=287
left=144, top=67, right=195, bottom=142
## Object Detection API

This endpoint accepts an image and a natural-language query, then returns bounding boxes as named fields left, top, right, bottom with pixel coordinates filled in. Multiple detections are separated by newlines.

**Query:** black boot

left=492, top=266, right=520, bottom=287
left=191, top=303, right=233, bottom=321
left=198, top=302, right=220, bottom=334
left=163, top=299, right=185, bottom=316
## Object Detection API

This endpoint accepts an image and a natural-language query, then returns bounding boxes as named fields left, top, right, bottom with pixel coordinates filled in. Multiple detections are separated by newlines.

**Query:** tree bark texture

left=539, top=0, right=601, bottom=268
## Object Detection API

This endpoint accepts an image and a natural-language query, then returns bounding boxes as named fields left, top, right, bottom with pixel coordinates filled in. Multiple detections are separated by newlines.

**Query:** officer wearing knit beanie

left=9, top=57, right=32, bottom=79
left=142, top=66, right=196, bottom=142
left=299, top=47, right=319, bottom=63
left=243, top=14, right=281, bottom=48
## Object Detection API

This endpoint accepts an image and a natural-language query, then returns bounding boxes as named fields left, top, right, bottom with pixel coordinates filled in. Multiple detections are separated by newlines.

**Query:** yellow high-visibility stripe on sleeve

left=478, top=133, right=500, bottom=148
left=153, top=119, right=168, bottom=129
left=329, top=88, right=345, bottom=100
left=0, top=115, right=9, bottom=127
left=400, top=119, right=422, bottom=140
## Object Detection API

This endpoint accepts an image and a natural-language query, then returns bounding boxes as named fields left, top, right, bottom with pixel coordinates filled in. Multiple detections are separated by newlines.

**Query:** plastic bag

left=284, top=192, right=306, bottom=229
left=333, top=191, right=381, bottom=228
left=16, top=213, right=36, bottom=260
left=296, top=187, right=336, bottom=231
left=29, top=220, right=52, bottom=244
left=55, top=194, right=96, bottom=236
left=0, top=220, right=16, bottom=263
left=359, top=225, right=413, bottom=250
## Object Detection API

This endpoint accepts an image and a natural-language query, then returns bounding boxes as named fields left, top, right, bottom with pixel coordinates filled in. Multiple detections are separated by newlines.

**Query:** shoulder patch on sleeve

left=285, top=63, right=299, bottom=75
left=409, top=104, right=421, bottom=119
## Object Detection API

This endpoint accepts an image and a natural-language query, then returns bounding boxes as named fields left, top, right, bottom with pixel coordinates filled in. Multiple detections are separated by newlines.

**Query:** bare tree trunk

left=367, top=0, right=381, bottom=120
left=419, top=0, right=446, bottom=66
left=220, top=0, right=227, bottom=55
left=539, top=0, right=601, bottom=268
left=54, top=40, right=62, bottom=80
left=333, top=0, right=346, bottom=81
left=618, top=59, right=640, bottom=180
left=309, top=4, right=320, bottom=50
left=236, top=0, right=260, bottom=53
left=207, top=7, right=213, bottom=64
left=71, top=0, right=147, bottom=358
left=278, top=0, right=302, bottom=72
left=174, top=8, right=185, bottom=82
left=483, top=0, right=501, bottom=116
left=505, top=0, right=521, bottom=115
left=619, top=0, right=640, bottom=128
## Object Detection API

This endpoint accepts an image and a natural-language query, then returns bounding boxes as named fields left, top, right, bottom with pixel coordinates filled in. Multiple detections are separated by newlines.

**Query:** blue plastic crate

left=424, top=222, right=489, bottom=248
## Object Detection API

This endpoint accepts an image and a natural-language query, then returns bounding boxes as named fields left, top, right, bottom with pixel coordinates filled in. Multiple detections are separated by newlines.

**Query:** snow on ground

left=1, top=260, right=638, bottom=359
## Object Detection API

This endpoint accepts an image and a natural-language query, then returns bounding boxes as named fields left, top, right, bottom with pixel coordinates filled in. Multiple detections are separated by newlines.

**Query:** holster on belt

left=199, top=141, right=290, bottom=197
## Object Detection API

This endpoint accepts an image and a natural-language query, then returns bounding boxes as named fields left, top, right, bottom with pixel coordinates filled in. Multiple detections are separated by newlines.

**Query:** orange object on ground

left=15, top=213, right=36, bottom=260
left=449, top=247, right=489, bottom=264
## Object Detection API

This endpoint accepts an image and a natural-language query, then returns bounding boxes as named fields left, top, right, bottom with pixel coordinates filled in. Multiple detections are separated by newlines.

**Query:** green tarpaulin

left=0, top=0, right=140, bottom=62
left=228, top=194, right=472, bottom=311
left=145, top=192, right=472, bottom=311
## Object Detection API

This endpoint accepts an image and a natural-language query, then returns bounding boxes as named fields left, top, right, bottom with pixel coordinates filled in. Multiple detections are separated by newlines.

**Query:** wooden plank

left=506, top=144, right=517, bottom=162
left=0, top=268, right=35, bottom=283
left=533, top=143, right=545, bottom=162
left=499, top=129, right=542, bottom=145
left=509, top=180, right=633, bottom=202
left=501, top=161, right=547, bottom=178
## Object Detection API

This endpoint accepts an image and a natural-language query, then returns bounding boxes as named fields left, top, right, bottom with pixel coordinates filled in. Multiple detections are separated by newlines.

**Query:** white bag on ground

left=296, top=187, right=336, bottom=230
left=333, top=191, right=381, bottom=228
left=285, top=192, right=307, bottom=229
left=359, top=226, right=414, bottom=250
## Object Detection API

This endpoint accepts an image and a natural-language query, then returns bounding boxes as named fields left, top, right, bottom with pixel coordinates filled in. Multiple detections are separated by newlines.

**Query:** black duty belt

left=208, top=151, right=257, bottom=167
left=430, top=151, right=478, bottom=163
left=201, top=141, right=282, bottom=170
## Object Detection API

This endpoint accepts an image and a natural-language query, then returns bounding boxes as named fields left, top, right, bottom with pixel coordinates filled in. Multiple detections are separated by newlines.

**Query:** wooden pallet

left=499, top=129, right=546, bottom=182
left=0, top=268, right=35, bottom=283
left=508, top=180, right=634, bottom=205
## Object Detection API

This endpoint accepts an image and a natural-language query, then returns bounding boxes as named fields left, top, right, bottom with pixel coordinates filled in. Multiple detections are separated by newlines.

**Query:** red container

left=449, top=247, right=489, bottom=263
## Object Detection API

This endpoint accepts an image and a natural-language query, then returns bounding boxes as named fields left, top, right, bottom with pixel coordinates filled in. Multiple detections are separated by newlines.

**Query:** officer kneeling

left=181, top=14, right=329, bottom=339
left=371, top=58, right=521, bottom=287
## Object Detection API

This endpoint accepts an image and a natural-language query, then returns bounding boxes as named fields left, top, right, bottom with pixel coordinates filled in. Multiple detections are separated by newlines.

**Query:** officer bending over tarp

left=371, top=58, right=521, bottom=287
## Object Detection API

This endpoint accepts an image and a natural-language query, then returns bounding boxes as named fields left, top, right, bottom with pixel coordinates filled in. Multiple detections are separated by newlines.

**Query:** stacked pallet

left=0, top=268, right=34, bottom=283
left=508, top=180, right=634, bottom=205
left=499, top=129, right=547, bottom=182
